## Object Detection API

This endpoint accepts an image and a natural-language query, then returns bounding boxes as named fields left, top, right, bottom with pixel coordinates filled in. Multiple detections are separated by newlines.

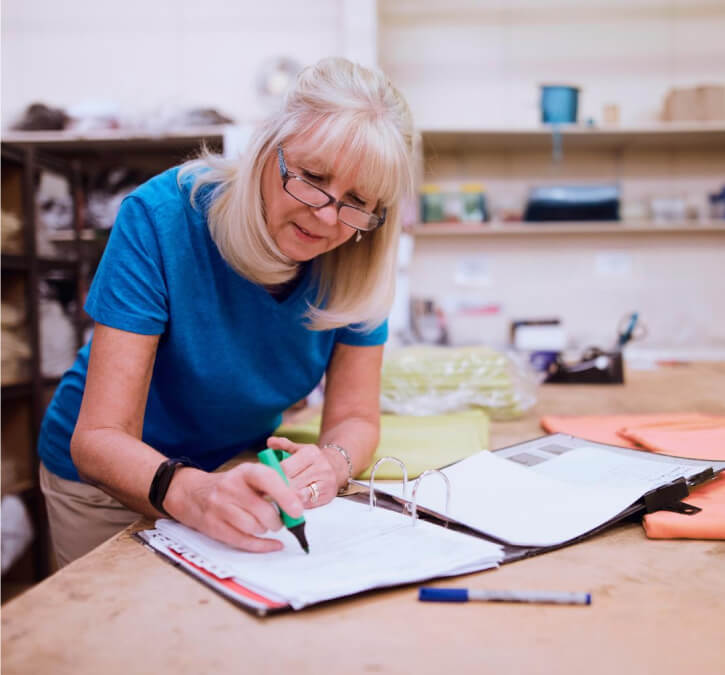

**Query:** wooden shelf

left=1, top=383, right=33, bottom=399
left=1, top=126, right=226, bottom=155
left=47, top=229, right=107, bottom=243
left=421, top=122, right=725, bottom=153
left=2, top=254, right=80, bottom=272
left=2, top=479, right=37, bottom=496
left=2, top=377, right=63, bottom=399
left=1, top=254, right=30, bottom=271
left=411, top=220, right=725, bottom=236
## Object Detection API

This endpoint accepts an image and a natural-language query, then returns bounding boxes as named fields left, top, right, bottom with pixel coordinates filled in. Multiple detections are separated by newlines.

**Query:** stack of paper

left=155, top=498, right=503, bottom=610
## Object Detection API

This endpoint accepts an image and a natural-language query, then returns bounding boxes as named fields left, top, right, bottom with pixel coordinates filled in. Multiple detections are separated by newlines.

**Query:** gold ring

left=308, top=481, right=320, bottom=504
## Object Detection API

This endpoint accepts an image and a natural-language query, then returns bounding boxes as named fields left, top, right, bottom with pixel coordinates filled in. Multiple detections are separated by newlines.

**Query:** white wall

left=378, top=0, right=725, bottom=355
left=1, top=0, right=362, bottom=127
left=3, top=0, right=723, bottom=354
left=410, top=230, right=725, bottom=355
left=379, top=0, right=725, bottom=128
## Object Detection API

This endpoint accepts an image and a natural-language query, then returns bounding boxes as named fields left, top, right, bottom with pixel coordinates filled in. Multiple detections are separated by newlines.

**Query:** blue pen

left=617, top=312, right=639, bottom=347
left=419, top=587, right=591, bottom=606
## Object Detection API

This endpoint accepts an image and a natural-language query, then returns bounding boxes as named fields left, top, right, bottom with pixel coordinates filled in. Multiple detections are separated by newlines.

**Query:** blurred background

left=2, top=0, right=724, bottom=594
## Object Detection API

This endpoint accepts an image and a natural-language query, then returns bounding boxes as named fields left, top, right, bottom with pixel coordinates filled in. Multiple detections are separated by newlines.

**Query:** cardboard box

left=662, top=85, right=725, bottom=122
left=699, top=85, right=725, bottom=121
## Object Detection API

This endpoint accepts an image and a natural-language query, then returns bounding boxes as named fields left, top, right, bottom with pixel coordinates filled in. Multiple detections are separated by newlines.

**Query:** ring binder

left=367, top=457, right=451, bottom=526
left=409, top=469, right=451, bottom=526
left=135, top=433, right=725, bottom=615
left=368, top=456, right=408, bottom=509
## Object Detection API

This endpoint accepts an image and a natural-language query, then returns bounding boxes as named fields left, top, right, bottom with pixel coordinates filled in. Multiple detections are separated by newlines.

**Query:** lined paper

left=157, top=497, right=503, bottom=609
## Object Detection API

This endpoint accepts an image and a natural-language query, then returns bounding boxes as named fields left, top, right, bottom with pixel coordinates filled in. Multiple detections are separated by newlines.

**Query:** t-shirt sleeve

left=336, top=318, right=389, bottom=346
left=84, top=196, right=168, bottom=335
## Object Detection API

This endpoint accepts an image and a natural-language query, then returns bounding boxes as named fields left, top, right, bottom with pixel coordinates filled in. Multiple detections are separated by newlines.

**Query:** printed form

left=156, top=498, right=503, bottom=610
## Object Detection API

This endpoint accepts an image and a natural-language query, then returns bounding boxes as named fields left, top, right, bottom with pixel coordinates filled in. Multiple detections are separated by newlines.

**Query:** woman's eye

left=302, top=170, right=323, bottom=181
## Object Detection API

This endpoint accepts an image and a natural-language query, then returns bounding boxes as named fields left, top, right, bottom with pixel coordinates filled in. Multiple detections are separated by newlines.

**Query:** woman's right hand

left=163, top=462, right=305, bottom=553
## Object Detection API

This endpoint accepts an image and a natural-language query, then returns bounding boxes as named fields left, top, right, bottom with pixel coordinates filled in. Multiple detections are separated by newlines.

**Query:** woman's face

left=260, top=135, right=378, bottom=262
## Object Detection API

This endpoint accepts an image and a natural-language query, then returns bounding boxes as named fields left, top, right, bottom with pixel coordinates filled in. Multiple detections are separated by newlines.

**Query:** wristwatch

left=148, top=457, right=196, bottom=517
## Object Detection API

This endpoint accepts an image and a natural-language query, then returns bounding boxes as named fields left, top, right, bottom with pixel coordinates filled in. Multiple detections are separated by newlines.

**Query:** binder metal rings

left=368, top=457, right=452, bottom=527
left=409, top=470, right=452, bottom=526
left=369, top=456, right=408, bottom=509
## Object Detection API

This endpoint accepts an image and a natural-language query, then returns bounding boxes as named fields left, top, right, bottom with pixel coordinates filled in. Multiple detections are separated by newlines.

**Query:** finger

left=293, top=470, right=337, bottom=508
left=222, top=500, right=272, bottom=536
left=266, top=437, right=308, bottom=477
left=280, top=445, right=319, bottom=480
left=266, top=436, right=301, bottom=453
left=243, top=464, right=304, bottom=520
left=208, top=519, right=284, bottom=554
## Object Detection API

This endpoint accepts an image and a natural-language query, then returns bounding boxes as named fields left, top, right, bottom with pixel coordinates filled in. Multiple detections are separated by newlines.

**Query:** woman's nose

left=314, top=202, right=339, bottom=228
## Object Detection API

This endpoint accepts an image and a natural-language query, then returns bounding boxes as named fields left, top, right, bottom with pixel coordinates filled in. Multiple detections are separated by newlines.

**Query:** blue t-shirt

left=38, top=167, right=387, bottom=481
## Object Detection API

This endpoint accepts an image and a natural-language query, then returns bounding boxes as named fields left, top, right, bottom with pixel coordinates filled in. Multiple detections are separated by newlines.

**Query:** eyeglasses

left=277, top=144, right=386, bottom=232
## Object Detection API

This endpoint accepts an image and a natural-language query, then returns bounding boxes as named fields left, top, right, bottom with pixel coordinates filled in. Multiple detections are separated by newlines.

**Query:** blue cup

left=540, top=85, right=579, bottom=124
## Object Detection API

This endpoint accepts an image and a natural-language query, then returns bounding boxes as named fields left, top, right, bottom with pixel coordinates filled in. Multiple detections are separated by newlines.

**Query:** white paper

left=156, top=498, right=503, bottom=610
left=375, top=447, right=693, bottom=547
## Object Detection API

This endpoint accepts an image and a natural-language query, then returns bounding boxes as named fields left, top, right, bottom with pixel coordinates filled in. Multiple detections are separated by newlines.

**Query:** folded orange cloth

left=618, top=418, right=725, bottom=460
left=540, top=413, right=712, bottom=449
left=539, top=413, right=725, bottom=540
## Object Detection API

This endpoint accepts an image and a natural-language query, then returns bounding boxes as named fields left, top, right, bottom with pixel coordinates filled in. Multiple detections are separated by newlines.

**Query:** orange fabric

left=539, top=413, right=725, bottom=540
left=540, top=413, right=712, bottom=449
left=618, top=419, right=725, bottom=460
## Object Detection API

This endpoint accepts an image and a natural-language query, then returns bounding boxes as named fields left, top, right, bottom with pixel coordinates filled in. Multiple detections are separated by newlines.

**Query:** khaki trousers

left=39, top=463, right=140, bottom=568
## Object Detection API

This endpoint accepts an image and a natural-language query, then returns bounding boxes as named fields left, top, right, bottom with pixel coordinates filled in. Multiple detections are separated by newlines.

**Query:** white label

left=455, top=256, right=491, bottom=286
left=595, top=251, right=632, bottom=277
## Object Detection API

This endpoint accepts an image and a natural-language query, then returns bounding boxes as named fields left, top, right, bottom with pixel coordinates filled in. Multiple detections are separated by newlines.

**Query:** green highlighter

left=257, top=448, right=309, bottom=554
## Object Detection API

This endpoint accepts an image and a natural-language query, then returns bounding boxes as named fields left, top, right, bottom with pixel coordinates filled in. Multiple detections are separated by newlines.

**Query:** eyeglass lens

left=285, top=178, right=379, bottom=231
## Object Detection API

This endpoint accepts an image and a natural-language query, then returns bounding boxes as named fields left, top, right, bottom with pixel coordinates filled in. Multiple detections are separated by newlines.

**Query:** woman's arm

left=72, top=323, right=303, bottom=552
left=267, top=342, right=383, bottom=503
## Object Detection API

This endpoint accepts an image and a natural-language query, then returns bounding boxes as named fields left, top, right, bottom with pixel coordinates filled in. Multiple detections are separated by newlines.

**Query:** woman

left=37, top=57, right=415, bottom=567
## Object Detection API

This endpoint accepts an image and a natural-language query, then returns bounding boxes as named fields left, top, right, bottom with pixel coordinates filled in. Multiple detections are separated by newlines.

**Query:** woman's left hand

left=266, top=436, right=342, bottom=508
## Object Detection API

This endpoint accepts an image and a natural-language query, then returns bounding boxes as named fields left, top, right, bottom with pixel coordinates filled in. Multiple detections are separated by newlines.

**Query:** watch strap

left=148, top=457, right=195, bottom=517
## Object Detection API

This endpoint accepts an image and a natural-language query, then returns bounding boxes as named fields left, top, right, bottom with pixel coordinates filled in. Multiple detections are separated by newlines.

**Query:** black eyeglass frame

left=276, top=144, right=387, bottom=232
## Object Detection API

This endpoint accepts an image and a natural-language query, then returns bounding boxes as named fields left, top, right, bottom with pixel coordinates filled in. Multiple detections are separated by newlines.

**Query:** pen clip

left=408, top=469, right=451, bottom=527
left=369, top=456, right=408, bottom=509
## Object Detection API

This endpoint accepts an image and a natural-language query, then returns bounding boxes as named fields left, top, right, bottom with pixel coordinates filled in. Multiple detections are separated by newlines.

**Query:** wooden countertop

left=3, top=363, right=725, bottom=675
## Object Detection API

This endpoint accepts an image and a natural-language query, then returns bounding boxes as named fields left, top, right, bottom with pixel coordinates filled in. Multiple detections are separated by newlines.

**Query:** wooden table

left=3, top=363, right=725, bottom=675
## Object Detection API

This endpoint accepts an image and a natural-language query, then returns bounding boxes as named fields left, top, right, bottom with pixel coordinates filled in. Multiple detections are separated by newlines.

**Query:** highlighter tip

left=289, top=523, right=310, bottom=555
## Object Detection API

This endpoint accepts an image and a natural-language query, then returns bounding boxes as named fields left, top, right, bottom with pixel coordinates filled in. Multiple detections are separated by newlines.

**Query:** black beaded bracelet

left=148, top=457, right=196, bottom=517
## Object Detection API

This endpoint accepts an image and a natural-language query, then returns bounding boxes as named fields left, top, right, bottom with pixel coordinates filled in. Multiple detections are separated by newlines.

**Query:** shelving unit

left=1, top=144, right=87, bottom=583
left=421, top=122, right=725, bottom=153
left=1, top=129, right=225, bottom=587
left=409, top=121, right=725, bottom=354
left=412, top=220, right=725, bottom=236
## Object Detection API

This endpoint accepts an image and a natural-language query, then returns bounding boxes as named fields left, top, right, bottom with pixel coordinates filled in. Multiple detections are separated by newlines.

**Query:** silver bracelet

left=322, top=442, right=353, bottom=495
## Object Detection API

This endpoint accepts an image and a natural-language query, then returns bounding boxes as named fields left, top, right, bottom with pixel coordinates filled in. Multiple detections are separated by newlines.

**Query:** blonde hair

left=179, top=57, right=415, bottom=331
